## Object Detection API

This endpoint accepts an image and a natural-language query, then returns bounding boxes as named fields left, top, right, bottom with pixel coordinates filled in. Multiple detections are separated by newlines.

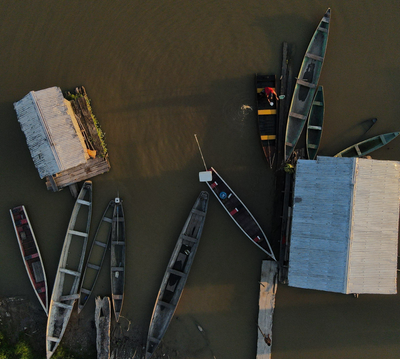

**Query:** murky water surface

left=1, top=1, right=400, bottom=358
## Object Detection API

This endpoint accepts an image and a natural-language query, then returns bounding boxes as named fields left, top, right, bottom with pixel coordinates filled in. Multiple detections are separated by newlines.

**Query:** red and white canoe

left=10, top=205, right=48, bottom=315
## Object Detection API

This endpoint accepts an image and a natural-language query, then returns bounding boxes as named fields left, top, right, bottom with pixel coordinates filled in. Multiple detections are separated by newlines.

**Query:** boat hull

left=256, top=74, right=278, bottom=168
left=10, top=205, right=48, bottom=315
left=145, top=191, right=209, bottom=359
left=206, top=167, right=276, bottom=260
left=110, top=199, right=125, bottom=322
left=306, top=86, right=324, bottom=160
left=78, top=200, right=115, bottom=313
left=285, top=8, right=331, bottom=161
left=334, top=132, right=400, bottom=157
left=46, top=181, right=92, bottom=359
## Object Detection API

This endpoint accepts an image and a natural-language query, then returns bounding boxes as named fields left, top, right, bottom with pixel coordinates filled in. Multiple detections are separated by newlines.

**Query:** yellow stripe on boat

left=258, top=109, right=277, bottom=115
left=261, top=135, right=276, bottom=140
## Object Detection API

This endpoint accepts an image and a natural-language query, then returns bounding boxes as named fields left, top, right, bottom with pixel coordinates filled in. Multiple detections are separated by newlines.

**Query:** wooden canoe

left=205, top=167, right=276, bottom=260
left=78, top=200, right=115, bottom=313
left=10, top=205, right=48, bottom=315
left=306, top=86, right=324, bottom=160
left=46, top=181, right=92, bottom=359
left=285, top=8, right=331, bottom=161
left=145, top=191, right=209, bottom=359
left=334, top=132, right=400, bottom=157
left=255, top=74, right=278, bottom=168
left=95, top=296, right=111, bottom=359
left=110, top=198, right=125, bottom=322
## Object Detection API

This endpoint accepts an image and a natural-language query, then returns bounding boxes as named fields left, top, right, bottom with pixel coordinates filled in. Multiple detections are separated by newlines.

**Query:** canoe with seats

left=10, top=205, right=48, bottom=315
left=285, top=8, right=331, bottom=161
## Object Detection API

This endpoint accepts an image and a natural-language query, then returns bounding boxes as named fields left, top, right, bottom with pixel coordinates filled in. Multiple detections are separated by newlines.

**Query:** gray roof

left=14, top=87, right=88, bottom=179
left=288, top=156, right=399, bottom=294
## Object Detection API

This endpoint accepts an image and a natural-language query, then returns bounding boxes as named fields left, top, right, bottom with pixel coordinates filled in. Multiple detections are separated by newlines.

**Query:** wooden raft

left=257, top=260, right=278, bottom=359
left=45, top=86, right=110, bottom=192
left=46, top=157, right=110, bottom=191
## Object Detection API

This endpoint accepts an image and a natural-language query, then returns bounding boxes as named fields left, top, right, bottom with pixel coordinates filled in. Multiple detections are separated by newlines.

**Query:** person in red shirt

left=263, top=87, right=279, bottom=106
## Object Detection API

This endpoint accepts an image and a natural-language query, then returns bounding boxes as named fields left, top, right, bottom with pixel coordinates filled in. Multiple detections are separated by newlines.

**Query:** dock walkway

left=256, top=260, right=278, bottom=359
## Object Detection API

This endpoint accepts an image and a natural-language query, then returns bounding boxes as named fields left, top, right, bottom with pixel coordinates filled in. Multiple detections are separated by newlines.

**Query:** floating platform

left=257, top=260, right=278, bottom=359
left=45, top=87, right=110, bottom=192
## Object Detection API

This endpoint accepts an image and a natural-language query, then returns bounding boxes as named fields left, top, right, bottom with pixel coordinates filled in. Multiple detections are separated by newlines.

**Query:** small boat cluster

left=9, top=7, right=400, bottom=359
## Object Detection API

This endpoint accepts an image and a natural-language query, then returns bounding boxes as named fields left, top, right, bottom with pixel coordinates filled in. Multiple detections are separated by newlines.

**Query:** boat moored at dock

left=46, top=181, right=92, bottom=359
left=285, top=8, right=331, bottom=161
left=78, top=200, right=115, bottom=313
left=110, top=197, right=125, bottom=322
left=145, top=191, right=209, bottom=359
left=10, top=205, right=48, bottom=315
left=306, top=86, right=325, bottom=160
left=203, top=167, right=276, bottom=260
left=334, top=132, right=400, bottom=157
left=256, top=74, right=279, bottom=168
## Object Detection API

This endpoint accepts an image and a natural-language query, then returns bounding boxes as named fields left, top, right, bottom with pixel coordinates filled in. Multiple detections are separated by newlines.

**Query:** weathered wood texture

left=45, top=157, right=110, bottom=190
left=257, top=260, right=278, bottom=359
left=69, top=87, right=107, bottom=158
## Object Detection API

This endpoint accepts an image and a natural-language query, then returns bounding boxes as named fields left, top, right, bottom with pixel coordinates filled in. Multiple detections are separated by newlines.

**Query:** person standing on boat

left=262, top=87, right=279, bottom=106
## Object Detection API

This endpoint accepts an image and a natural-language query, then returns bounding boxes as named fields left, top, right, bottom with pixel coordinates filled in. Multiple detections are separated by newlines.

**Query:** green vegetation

left=0, top=331, right=90, bottom=359
left=84, top=96, right=108, bottom=157
left=0, top=331, right=38, bottom=359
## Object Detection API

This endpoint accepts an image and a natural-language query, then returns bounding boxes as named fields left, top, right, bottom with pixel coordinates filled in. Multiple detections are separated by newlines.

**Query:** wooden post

left=257, top=260, right=278, bottom=359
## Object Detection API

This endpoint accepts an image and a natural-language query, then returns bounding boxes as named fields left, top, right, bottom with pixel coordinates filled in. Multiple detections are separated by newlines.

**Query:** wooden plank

left=296, top=79, right=317, bottom=88
left=305, top=52, right=324, bottom=62
left=181, top=234, right=197, bottom=243
left=68, top=229, right=88, bottom=238
left=53, top=301, right=74, bottom=309
left=167, top=268, right=185, bottom=277
left=60, top=268, right=81, bottom=277
left=59, top=294, right=80, bottom=301
left=289, top=111, right=307, bottom=120
left=256, top=261, right=278, bottom=359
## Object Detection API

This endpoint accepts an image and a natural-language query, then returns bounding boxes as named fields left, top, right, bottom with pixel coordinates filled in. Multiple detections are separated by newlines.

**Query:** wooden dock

left=45, top=86, right=110, bottom=192
left=256, top=260, right=278, bottom=359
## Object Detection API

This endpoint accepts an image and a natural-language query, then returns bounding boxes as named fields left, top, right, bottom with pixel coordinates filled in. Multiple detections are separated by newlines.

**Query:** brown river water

left=1, top=1, right=400, bottom=358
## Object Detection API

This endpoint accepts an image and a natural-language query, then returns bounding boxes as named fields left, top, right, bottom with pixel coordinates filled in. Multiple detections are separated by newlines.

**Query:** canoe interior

left=146, top=191, right=209, bottom=358
left=306, top=86, right=324, bottom=160
left=206, top=167, right=275, bottom=260
left=335, top=132, right=400, bottom=157
left=285, top=8, right=330, bottom=160
left=10, top=205, right=48, bottom=314
left=46, top=181, right=92, bottom=358
left=95, top=296, right=111, bottom=359
left=111, top=200, right=125, bottom=322
left=78, top=200, right=115, bottom=312
left=255, top=74, right=278, bottom=168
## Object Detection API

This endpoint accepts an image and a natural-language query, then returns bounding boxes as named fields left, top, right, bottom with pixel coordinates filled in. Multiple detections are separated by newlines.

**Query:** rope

left=194, top=134, right=208, bottom=171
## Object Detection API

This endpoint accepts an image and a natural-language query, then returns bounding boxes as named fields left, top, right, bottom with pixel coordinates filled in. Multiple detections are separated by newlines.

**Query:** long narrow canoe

left=110, top=197, right=125, bottom=322
left=145, top=191, right=209, bottom=359
left=78, top=200, right=115, bottom=313
left=334, top=132, right=400, bottom=157
left=205, top=167, right=276, bottom=260
left=10, top=205, right=48, bottom=315
left=306, top=86, right=324, bottom=160
left=46, top=181, right=92, bottom=359
left=256, top=74, right=278, bottom=168
left=285, top=8, right=331, bottom=161
left=95, top=296, right=111, bottom=359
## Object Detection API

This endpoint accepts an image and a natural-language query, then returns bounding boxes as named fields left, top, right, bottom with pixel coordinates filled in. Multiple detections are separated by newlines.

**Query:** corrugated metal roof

left=14, top=87, right=88, bottom=179
left=288, top=156, right=400, bottom=294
